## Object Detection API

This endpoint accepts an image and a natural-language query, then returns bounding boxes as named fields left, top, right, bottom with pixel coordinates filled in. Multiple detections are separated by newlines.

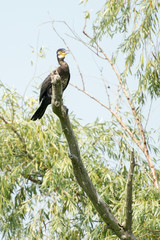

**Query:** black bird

left=31, top=48, right=70, bottom=121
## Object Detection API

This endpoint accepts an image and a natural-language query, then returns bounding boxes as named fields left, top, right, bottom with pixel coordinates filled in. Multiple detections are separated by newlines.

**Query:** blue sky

left=1, top=0, right=115, bottom=123
left=1, top=0, right=160, bottom=128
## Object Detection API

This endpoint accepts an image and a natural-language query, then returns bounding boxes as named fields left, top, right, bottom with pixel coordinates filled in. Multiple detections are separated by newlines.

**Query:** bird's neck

left=58, top=58, right=68, bottom=70
left=57, top=57, right=64, bottom=65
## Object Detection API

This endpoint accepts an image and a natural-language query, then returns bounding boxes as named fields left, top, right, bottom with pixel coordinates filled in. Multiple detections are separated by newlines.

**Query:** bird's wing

left=57, top=65, right=70, bottom=91
left=62, top=72, right=70, bottom=91
left=39, top=74, right=52, bottom=102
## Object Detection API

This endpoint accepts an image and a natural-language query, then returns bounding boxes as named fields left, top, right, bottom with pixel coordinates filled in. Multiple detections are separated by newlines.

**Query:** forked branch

left=50, top=71, right=137, bottom=240
left=82, top=21, right=158, bottom=189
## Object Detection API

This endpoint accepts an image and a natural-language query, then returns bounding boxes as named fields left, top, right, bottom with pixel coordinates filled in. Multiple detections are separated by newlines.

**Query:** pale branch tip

left=50, top=71, right=61, bottom=83
left=50, top=73, right=137, bottom=240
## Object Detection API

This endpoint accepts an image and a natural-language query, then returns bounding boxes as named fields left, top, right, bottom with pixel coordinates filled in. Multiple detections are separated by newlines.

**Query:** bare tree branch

left=70, top=83, right=143, bottom=151
left=43, top=18, right=158, bottom=188
left=48, top=19, right=85, bottom=91
left=82, top=21, right=158, bottom=189
left=124, top=150, right=135, bottom=233
left=50, top=71, right=137, bottom=240
left=35, top=20, right=158, bottom=188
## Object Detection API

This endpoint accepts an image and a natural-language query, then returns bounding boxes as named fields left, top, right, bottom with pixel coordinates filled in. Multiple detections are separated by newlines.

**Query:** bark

left=124, top=151, right=135, bottom=236
left=51, top=72, right=137, bottom=240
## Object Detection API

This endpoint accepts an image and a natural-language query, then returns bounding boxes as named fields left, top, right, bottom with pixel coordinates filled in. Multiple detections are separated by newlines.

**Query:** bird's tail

left=31, top=99, right=49, bottom=121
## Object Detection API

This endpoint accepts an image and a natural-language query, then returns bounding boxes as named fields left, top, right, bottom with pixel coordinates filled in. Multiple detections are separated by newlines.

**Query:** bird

left=31, top=48, right=70, bottom=121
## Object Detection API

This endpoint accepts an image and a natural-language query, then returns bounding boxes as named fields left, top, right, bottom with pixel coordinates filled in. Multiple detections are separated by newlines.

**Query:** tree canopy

left=0, top=81, right=159, bottom=239
left=0, top=0, right=160, bottom=239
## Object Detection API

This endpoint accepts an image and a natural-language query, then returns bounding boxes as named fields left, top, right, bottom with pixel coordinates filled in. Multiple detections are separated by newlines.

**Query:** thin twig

left=83, top=19, right=144, bottom=143
left=48, top=18, right=85, bottom=90
left=101, top=72, right=111, bottom=108
left=145, top=98, right=153, bottom=130
left=116, top=85, right=120, bottom=114
left=94, top=61, right=111, bottom=108
left=66, top=32, right=106, bottom=60
left=82, top=20, right=158, bottom=189
left=70, top=83, right=143, bottom=151
left=23, top=28, right=41, bottom=102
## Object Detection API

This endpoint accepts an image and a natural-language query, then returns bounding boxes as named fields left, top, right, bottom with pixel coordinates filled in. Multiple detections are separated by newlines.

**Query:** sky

left=0, top=0, right=160, bottom=128
left=0, top=2, right=159, bottom=237
left=0, top=0, right=113, bottom=124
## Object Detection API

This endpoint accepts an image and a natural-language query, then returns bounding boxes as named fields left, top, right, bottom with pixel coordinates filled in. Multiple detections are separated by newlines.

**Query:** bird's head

left=56, top=48, right=69, bottom=60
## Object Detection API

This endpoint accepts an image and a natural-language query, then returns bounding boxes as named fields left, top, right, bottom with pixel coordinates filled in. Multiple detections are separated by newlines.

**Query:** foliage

left=82, top=0, right=160, bottom=101
left=1, top=1, right=160, bottom=239
left=0, top=83, right=160, bottom=239
left=79, top=0, right=160, bottom=190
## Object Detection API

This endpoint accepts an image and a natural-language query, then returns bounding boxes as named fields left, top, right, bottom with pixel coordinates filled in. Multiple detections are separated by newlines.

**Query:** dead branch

left=124, top=150, right=135, bottom=233
left=37, top=19, right=158, bottom=187
left=50, top=71, right=137, bottom=240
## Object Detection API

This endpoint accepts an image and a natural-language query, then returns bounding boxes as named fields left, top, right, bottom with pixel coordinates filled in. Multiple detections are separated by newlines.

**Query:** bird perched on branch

left=31, top=48, right=70, bottom=121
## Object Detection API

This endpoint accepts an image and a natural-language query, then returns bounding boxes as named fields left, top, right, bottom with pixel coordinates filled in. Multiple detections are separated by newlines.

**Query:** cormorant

left=31, top=48, right=70, bottom=121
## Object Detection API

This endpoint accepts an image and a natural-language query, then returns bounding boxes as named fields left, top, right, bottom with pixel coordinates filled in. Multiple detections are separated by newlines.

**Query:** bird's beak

left=64, top=50, right=69, bottom=55
left=58, top=50, right=69, bottom=58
